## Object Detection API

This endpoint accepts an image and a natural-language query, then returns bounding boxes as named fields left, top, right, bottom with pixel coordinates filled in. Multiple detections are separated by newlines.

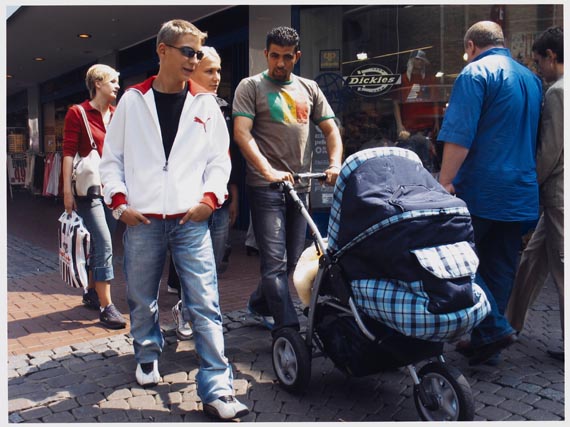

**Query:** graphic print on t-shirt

left=267, top=91, right=309, bottom=124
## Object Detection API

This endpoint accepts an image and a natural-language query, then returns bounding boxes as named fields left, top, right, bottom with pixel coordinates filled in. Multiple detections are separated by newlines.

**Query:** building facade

left=6, top=4, right=563, bottom=225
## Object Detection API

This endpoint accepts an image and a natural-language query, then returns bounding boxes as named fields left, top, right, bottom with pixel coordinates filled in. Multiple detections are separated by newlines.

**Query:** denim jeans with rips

left=123, top=217, right=233, bottom=403
left=246, top=185, right=309, bottom=332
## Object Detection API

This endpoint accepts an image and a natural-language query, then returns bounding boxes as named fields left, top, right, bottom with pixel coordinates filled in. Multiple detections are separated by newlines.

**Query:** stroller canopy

left=327, top=147, right=469, bottom=255
left=324, top=147, right=490, bottom=342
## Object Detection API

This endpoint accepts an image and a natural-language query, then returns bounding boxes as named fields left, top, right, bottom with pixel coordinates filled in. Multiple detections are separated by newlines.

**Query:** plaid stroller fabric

left=325, top=147, right=490, bottom=341
left=351, top=279, right=490, bottom=342
left=350, top=240, right=490, bottom=342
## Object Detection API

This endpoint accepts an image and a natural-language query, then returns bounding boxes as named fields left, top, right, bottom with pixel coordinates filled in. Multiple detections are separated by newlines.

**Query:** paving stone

left=128, top=395, right=157, bottom=409
left=532, top=398, right=565, bottom=415
left=253, top=398, right=282, bottom=413
left=170, top=400, right=199, bottom=414
left=45, top=373, right=86, bottom=388
left=7, top=262, right=565, bottom=424
left=496, top=386, right=528, bottom=401
left=520, top=393, right=542, bottom=406
left=517, top=382, right=543, bottom=393
left=98, top=411, right=130, bottom=423
left=24, top=366, right=68, bottom=381
left=9, top=358, right=31, bottom=370
left=105, top=388, right=133, bottom=400
left=476, top=406, right=513, bottom=421
left=525, top=408, right=563, bottom=421
left=9, top=383, right=45, bottom=398
left=8, top=412, right=25, bottom=423
left=498, top=399, right=533, bottom=415
left=8, top=398, right=36, bottom=412
left=476, top=391, right=507, bottom=406
left=538, top=387, right=565, bottom=402
left=71, top=404, right=103, bottom=419
left=47, top=398, right=80, bottom=413
left=255, top=412, right=287, bottom=422
left=76, top=392, right=105, bottom=406
left=18, top=405, right=52, bottom=421
left=99, top=399, right=131, bottom=411
left=41, top=411, right=76, bottom=423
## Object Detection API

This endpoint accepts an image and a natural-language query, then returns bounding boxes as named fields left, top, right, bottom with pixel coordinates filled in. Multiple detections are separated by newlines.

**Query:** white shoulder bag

left=71, top=104, right=102, bottom=198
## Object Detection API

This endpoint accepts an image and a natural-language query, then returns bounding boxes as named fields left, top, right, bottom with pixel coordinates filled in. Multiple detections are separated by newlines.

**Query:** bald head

left=464, top=21, right=505, bottom=50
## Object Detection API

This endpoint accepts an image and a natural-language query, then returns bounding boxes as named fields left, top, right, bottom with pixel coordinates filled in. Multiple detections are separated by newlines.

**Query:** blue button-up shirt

left=438, top=48, right=542, bottom=221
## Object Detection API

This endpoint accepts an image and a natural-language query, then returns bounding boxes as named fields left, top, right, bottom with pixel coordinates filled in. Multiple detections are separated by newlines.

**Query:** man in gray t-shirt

left=233, top=26, right=343, bottom=333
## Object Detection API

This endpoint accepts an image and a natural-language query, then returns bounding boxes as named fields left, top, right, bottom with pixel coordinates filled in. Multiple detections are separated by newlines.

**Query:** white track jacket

left=100, top=76, right=230, bottom=216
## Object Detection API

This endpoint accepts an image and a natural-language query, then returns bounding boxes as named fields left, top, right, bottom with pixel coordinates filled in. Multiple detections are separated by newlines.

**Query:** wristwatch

left=112, top=204, right=128, bottom=220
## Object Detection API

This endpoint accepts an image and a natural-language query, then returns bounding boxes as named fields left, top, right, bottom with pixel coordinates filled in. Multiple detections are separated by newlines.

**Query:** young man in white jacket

left=100, top=19, right=249, bottom=421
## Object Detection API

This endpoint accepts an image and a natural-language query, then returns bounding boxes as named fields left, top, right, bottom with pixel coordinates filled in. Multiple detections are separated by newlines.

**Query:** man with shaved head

left=437, top=21, right=542, bottom=366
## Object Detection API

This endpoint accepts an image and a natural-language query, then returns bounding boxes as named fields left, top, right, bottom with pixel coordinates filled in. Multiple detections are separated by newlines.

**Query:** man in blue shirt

left=438, top=20, right=542, bottom=366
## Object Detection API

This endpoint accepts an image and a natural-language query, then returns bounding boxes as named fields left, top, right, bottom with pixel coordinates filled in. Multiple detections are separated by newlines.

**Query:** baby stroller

left=270, top=147, right=490, bottom=421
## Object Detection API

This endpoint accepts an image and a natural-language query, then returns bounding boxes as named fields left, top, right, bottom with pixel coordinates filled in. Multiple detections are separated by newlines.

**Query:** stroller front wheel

left=272, top=328, right=312, bottom=393
left=413, top=361, right=474, bottom=421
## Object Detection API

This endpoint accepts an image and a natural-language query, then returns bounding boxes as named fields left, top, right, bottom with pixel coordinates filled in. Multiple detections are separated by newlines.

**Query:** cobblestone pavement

left=7, top=235, right=565, bottom=423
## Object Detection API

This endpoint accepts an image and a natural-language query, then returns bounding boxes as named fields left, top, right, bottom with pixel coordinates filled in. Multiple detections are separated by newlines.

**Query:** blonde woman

left=62, top=64, right=127, bottom=329
left=168, top=46, right=242, bottom=340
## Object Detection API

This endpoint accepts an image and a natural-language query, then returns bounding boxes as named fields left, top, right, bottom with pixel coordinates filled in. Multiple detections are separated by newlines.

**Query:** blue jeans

left=123, top=218, right=233, bottom=403
left=76, top=197, right=116, bottom=282
left=209, top=203, right=230, bottom=270
left=247, top=185, right=309, bottom=332
left=469, top=216, right=520, bottom=347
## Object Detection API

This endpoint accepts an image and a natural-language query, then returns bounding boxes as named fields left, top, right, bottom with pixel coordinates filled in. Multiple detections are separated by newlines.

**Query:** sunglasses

left=164, top=44, right=204, bottom=60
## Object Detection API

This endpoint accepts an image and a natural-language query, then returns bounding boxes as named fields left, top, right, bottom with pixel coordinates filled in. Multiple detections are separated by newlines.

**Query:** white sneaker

left=172, top=300, right=193, bottom=340
left=135, top=360, right=160, bottom=387
left=204, top=395, right=250, bottom=420
left=167, top=285, right=178, bottom=294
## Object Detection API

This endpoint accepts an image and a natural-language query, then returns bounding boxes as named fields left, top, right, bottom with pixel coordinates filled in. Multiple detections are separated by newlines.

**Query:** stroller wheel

left=271, top=328, right=312, bottom=393
left=413, top=362, right=474, bottom=421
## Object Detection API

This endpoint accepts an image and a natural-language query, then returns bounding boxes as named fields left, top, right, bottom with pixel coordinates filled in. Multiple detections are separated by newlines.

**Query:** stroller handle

left=269, top=172, right=327, bottom=190
left=269, top=173, right=329, bottom=258
left=293, top=172, right=327, bottom=181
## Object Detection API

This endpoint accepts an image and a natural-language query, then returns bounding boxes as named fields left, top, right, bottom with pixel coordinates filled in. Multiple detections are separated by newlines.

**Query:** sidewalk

left=6, top=191, right=565, bottom=422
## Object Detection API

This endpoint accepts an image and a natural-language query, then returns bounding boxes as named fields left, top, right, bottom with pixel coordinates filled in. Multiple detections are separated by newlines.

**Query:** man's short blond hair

left=157, top=19, right=207, bottom=48
left=85, top=64, right=119, bottom=99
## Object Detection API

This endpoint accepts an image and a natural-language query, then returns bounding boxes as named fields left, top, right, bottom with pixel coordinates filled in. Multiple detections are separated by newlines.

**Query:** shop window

left=300, top=4, right=563, bottom=165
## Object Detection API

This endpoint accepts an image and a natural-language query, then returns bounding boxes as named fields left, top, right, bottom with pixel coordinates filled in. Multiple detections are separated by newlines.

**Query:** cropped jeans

left=469, top=216, right=520, bottom=348
left=247, top=185, right=309, bottom=332
left=76, top=197, right=116, bottom=282
left=123, top=218, right=233, bottom=403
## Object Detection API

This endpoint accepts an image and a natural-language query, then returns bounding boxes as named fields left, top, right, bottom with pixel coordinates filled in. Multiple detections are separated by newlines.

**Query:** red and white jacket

left=100, top=76, right=230, bottom=217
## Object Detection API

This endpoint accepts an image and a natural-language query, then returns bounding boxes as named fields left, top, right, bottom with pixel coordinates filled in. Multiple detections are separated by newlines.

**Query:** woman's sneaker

left=99, top=304, right=127, bottom=329
left=82, top=288, right=100, bottom=310
left=135, top=360, right=160, bottom=387
left=172, top=300, right=193, bottom=340
left=204, top=395, right=249, bottom=420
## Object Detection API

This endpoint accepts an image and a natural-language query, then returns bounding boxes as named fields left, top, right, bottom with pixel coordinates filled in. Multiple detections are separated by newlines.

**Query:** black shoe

left=455, top=340, right=475, bottom=357
left=82, top=288, right=100, bottom=310
left=100, top=303, right=127, bottom=329
left=469, top=333, right=517, bottom=366
left=245, top=245, right=259, bottom=256
left=547, top=349, right=564, bottom=362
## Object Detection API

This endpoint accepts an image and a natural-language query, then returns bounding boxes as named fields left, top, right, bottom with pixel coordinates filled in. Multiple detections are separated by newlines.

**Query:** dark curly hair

left=266, top=26, right=300, bottom=52
left=532, top=26, right=563, bottom=63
